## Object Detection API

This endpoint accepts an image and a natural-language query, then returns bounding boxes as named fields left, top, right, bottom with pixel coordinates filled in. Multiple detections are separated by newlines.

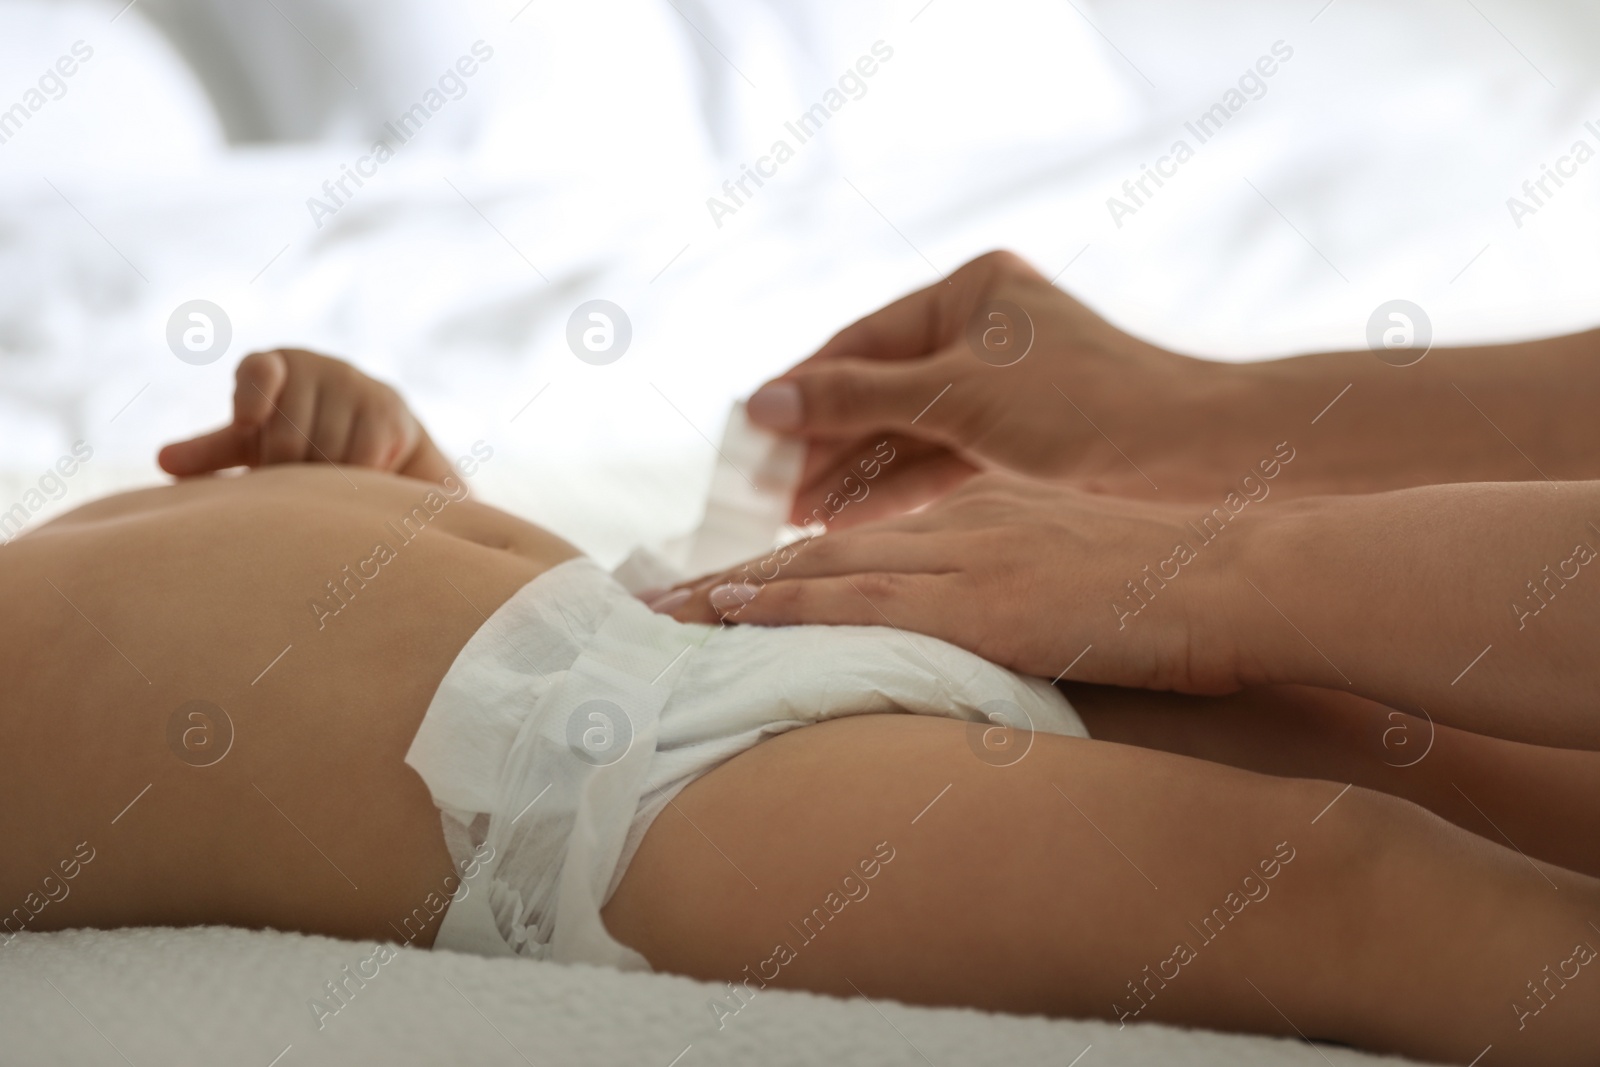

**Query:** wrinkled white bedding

left=1, top=0, right=1594, bottom=1062
left=0, top=926, right=1423, bottom=1067
left=4, top=0, right=1595, bottom=559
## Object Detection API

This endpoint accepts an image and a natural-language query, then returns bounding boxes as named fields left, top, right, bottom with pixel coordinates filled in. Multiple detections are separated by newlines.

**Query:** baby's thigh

left=601, top=713, right=1361, bottom=1030
left=1068, top=682, right=1600, bottom=878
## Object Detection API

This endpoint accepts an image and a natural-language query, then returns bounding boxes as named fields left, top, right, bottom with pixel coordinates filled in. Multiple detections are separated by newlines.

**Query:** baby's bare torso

left=0, top=466, right=576, bottom=943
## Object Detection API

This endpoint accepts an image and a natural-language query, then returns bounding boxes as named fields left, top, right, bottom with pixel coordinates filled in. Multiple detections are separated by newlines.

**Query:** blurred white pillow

left=462, top=0, right=715, bottom=183
left=135, top=0, right=498, bottom=146
left=0, top=0, right=223, bottom=175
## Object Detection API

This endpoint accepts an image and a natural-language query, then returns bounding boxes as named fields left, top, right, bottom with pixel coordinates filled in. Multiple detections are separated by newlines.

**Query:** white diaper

left=404, top=557, right=1087, bottom=968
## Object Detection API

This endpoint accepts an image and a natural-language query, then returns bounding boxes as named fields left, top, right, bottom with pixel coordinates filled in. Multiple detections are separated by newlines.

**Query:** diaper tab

left=682, top=400, right=804, bottom=575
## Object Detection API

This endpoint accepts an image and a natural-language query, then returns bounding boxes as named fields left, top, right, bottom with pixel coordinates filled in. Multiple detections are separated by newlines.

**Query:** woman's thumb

left=746, top=355, right=964, bottom=438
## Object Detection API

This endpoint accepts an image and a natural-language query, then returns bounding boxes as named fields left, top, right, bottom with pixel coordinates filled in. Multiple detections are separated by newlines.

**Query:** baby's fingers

left=347, top=402, right=418, bottom=469
left=157, top=424, right=255, bottom=476
left=256, top=359, right=319, bottom=465
left=233, top=350, right=290, bottom=429
left=158, top=350, right=289, bottom=475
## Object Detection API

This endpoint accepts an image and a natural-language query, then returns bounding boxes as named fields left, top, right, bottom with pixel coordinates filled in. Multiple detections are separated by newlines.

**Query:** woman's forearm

left=1176, top=330, right=1600, bottom=497
left=1230, top=480, right=1600, bottom=747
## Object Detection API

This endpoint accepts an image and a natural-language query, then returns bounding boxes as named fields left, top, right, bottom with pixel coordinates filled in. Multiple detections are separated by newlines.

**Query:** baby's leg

left=603, top=714, right=1600, bottom=1065
left=1066, top=682, right=1600, bottom=877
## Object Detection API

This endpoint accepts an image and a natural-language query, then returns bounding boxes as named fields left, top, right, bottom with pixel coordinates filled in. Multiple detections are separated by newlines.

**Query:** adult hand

left=658, top=471, right=1600, bottom=750
left=657, top=472, right=1252, bottom=695
left=746, top=251, right=1228, bottom=528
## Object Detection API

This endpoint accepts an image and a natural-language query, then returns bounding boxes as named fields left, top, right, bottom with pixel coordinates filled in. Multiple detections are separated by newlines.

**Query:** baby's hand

left=158, top=349, right=452, bottom=481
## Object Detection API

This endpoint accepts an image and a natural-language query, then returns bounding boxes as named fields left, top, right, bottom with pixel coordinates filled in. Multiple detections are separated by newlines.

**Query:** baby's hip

left=0, top=500, right=567, bottom=943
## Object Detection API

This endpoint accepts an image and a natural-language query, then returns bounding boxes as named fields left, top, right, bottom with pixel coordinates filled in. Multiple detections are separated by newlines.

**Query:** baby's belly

left=0, top=466, right=577, bottom=943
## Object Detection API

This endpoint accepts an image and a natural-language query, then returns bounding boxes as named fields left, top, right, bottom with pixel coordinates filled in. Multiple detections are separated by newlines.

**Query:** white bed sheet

left=3, top=0, right=1595, bottom=559
left=0, top=926, right=1425, bottom=1067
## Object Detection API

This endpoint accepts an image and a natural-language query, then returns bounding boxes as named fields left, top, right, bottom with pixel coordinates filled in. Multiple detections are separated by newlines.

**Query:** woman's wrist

left=1178, top=329, right=1600, bottom=496
left=1219, top=481, right=1600, bottom=747
left=1215, top=492, right=1350, bottom=691
left=1139, top=354, right=1368, bottom=499
left=1067, top=348, right=1268, bottom=498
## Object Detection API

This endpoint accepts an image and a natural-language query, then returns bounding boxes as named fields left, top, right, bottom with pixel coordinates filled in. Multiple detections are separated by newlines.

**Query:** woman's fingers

left=748, top=349, right=973, bottom=438
left=791, top=440, right=978, bottom=528
left=749, top=251, right=1040, bottom=432
left=802, top=277, right=948, bottom=366
left=655, top=525, right=962, bottom=625
left=668, top=571, right=954, bottom=636
left=668, top=479, right=1017, bottom=610
left=801, top=249, right=1042, bottom=367
left=743, top=251, right=1054, bottom=519
left=656, top=472, right=1250, bottom=692
left=746, top=249, right=1197, bottom=496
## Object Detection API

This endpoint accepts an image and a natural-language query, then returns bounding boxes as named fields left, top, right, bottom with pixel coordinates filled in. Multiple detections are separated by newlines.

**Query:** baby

left=10, top=348, right=1082, bottom=966
left=5, top=349, right=1596, bottom=1065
